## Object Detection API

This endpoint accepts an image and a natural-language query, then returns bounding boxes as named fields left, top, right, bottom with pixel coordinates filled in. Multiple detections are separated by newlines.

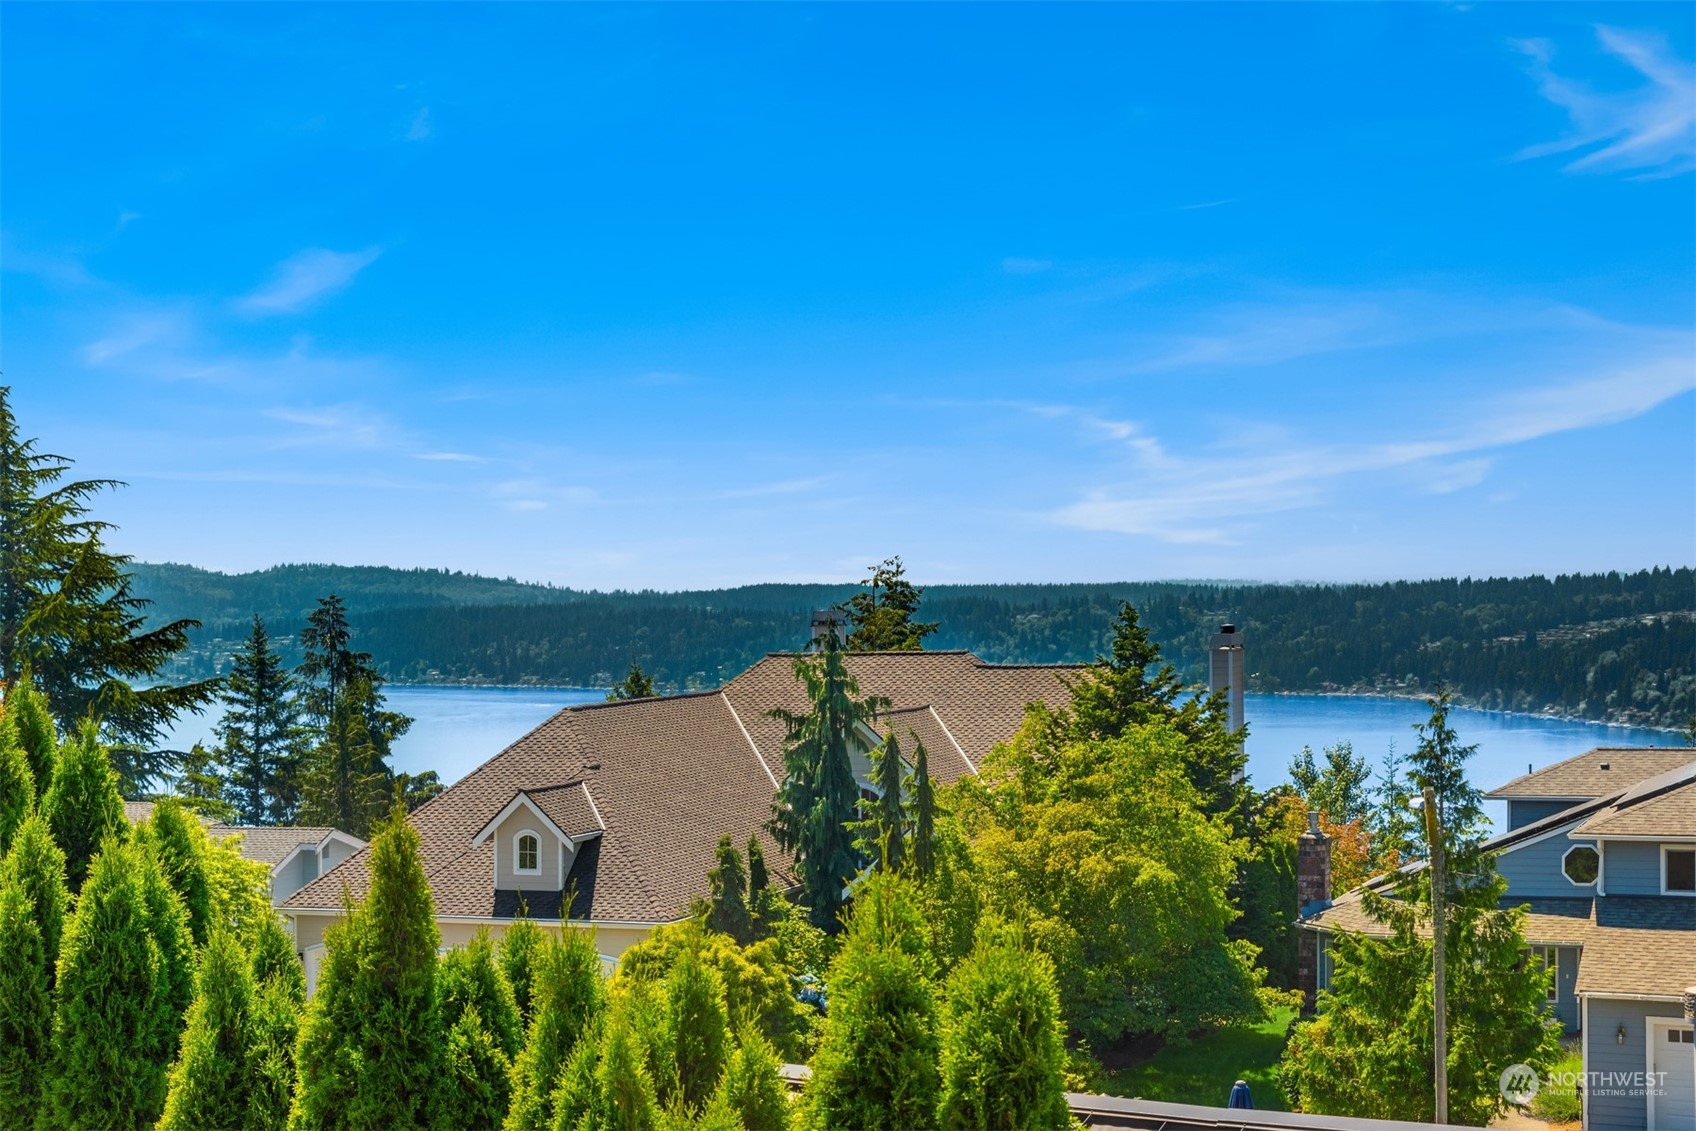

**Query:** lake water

left=162, top=686, right=1677, bottom=830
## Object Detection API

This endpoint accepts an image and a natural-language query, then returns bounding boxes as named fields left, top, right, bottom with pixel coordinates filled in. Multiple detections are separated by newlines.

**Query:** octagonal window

left=1562, top=845, right=1599, bottom=886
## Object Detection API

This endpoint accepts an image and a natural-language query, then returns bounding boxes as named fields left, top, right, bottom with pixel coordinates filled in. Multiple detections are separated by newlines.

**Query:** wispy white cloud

left=493, top=479, right=596, bottom=512
left=1001, top=257, right=1054, bottom=275
left=1117, top=299, right=1404, bottom=374
left=415, top=451, right=486, bottom=463
left=407, top=107, right=433, bottom=142
left=238, top=247, right=382, bottom=315
left=1515, top=26, right=1696, bottom=178
left=264, top=403, right=391, bottom=449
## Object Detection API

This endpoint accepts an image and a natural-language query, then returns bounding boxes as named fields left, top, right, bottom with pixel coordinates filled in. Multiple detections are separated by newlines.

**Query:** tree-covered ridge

left=135, top=563, right=1694, bottom=727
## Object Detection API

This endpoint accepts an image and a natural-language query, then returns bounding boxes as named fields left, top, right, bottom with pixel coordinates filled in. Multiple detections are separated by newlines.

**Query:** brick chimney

left=1296, top=810, right=1333, bottom=1011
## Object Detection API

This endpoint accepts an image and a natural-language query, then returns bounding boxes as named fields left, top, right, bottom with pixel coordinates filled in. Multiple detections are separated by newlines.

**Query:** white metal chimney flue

left=1208, top=623, right=1245, bottom=738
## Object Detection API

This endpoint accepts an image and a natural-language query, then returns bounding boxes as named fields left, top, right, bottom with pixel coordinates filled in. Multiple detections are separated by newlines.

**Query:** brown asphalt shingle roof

left=122, top=801, right=354, bottom=868
left=282, top=651, right=1080, bottom=926
left=1575, top=896, right=1696, bottom=996
left=1569, top=765, right=1696, bottom=838
left=1486, top=747, right=1696, bottom=800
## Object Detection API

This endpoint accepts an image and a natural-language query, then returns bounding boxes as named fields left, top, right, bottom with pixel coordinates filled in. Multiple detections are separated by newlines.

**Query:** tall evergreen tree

left=296, top=678, right=389, bottom=838
left=705, top=834, right=753, bottom=945
left=432, top=929, right=525, bottom=1129
left=908, top=735, right=937, bottom=879
left=860, top=729, right=907, bottom=872
left=46, top=839, right=178, bottom=1128
left=0, top=712, right=32, bottom=857
left=607, top=661, right=657, bottom=701
left=664, top=941, right=731, bottom=1112
left=40, top=720, right=125, bottom=893
left=503, top=928, right=607, bottom=1131
left=0, top=387, right=218, bottom=791
left=0, top=874, right=50, bottom=1126
left=290, top=805, right=441, bottom=1130
left=745, top=835, right=772, bottom=926
left=709, top=1029, right=790, bottom=1131
left=937, top=922, right=1070, bottom=1130
left=842, top=556, right=938, bottom=652
left=158, top=928, right=257, bottom=1131
left=5, top=672, right=56, bottom=792
left=249, top=913, right=306, bottom=1131
left=499, top=914, right=547, bottom=1030
left=174, top=741, right=237, bottom=823
left=768, top=630, right=888, bottom=933
left=800, top=870, right=940, bottom=1130
left=142, top=797, right=215, bottom=947
left=1, top=812, right=67, bottom=977
left=218, top=615, right=306, bottom=826
left=137, top=834, right=198, bottom=1053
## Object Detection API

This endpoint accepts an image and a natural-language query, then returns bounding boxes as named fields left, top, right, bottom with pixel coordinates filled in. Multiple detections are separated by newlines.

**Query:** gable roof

left=1569, top=762, right=1696, bottom=839
left=1485, top=746, right=1696, bottom=801
left=122, top=800, right=359, bottom=870
left=281, top=651, right=1080, bottom=925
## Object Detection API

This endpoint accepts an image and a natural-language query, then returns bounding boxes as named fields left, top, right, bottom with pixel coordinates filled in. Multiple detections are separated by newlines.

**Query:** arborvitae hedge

left=710, top=1030, right=790, bottom=1131
left=0, top=876, right=50, bottom=1124
left=40, top=722, right=124, bottom=893
left=145, top=798, right=215, bottom=947
left=500, top=915, right=546, bottom=1030
left=0, top=714, right=32, bottom=857
left=7, top=675, right=57, bottom=792
left=504, top=928, right=607, bottom=1131
left=937, top=923, right=1070, bottom=1130
left=433, top=929, right=523, bottom=1129
left=46, top=839, right=177, bottom=1128
left=138, top=837, right=198, bottom=1050
left=665, top=941, right=731, bottom=1112
left=1, top=813, right=67, bottom=977
left=159, top=928, right=255, bottom=1131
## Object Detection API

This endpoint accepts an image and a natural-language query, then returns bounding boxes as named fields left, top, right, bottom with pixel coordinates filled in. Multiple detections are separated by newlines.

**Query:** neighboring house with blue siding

left=1301, top=747, right=1696, bottom=1131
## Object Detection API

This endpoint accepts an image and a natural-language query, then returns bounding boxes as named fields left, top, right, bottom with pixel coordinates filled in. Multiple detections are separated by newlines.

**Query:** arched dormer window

left=515, top=831, right=540, bottom=874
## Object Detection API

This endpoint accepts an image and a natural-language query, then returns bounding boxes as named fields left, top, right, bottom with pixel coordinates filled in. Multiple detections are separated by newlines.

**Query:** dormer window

left=515, top=831, right=540, bottom=874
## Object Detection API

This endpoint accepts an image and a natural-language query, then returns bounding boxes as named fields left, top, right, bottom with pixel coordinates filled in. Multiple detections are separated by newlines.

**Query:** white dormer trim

left=270, top=829, right=369, bottom=880
left=513, top=829, right=542, bottom=875
left=473, top=792, right=572, bottom=848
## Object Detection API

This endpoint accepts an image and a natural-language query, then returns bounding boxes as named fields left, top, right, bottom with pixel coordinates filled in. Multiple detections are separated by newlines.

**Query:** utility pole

left=1423, top=785, right=1448, bottom=1124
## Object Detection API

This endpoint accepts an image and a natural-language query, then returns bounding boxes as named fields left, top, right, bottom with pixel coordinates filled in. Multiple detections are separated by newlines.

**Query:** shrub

left=40, top=722, right=125, bottom=893
left=0, top=713, right=33, bottom=857
left=159, top=928, right=255, bottom=1131
left=0, top=875, right=50, bottom=1124
left=504, top=927, right=607, bottom=1131
left=501, top=914, right=547, bottom=1029
left=0, top=812, right=66, bottom=975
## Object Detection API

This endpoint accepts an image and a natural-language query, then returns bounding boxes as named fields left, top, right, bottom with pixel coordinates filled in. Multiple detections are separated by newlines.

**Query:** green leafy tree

left=0, top=873, right=50, bottom=1125
left=937, top=921, right=1070, bottom=1131
left=950, top=717, right=1259, bottom=1045
left=842, top=556, right=938, bottom=652
left=218, top=615, right=307, bottom=826
left=393, top=768, right=443, bottom=812
left=0, top=713, right=32, bottom=857
left=504, top=927, right=607, bottom=1131
left=1289, top=741, right=1375, bottom=825
left=45, top=839, right=179, bottom=1128
left=1279, top=870, right=1560, bottom=1125
left=40, top=720, right=125, bottom=893
left=175, top=741, right=237, bottom=823
left=142, top=796, right=215, bottom=947
left=1, top=812, right=67, bottom=975
left=0, top=387, right=219, bottom=792
left=501, top=914, right=547, bottom=1029
left=6, top=673, right=57, bottom=792
left=705, top=834, right=753, bottom=944
left=607, top=661, right=657, bottom=701
left=800, top=870, right=940, bottom=1131
left=289, top=805, right=441, bottom=1130
left=158, top=928, right=257, bottom=1131
left=768, top=630, right=888, bottom=932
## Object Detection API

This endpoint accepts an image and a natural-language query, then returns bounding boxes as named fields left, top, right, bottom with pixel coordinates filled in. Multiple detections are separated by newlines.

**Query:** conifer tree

left=500, top=914, right=547, bottom=1029
left=249, top=914, right=305, bottom=1131
left=439, top=930, right=524, bottom=1060
left=557, top=989, right=661, bottom=1131
left=504, top=928, right=607, bottom=1131
left=706, top=834, right=753, bottom=944
left=175, top=741, right=237, bottom=822
left=861, top=729, right=907, bottom=872
left=41, top=720, right=125, bottom=892
left=143, top=796, right=215, bottom=946
left=137, top=833, right=198, bottom=1050
left=6, top=673, right=57, bottom=792
left=0, top=387, right=218, bottom=787
left=937, top=922, right=1070, bottom=1130
left=909, top=736, right=937, bottom=879
left=0, top=713, right=32, bottom=857
left=709, top=1030, right=790, bottom=1131
left=0, top=874, right=50, bottom=1125
left=290, top=805, right=441, bottom=1130
left=801, top=870, right=940, bottom=1130
left=1, top=812, right=67, bottom=975
left=219, top=615, right=306, bottom=825
left=296, top=681, right=389, bottom=838
left=745, top=835, right=771, bottom=923
left=606, top=660, right=657, bottom=701
left=159, top=928, right=256, bottom=1131
left=768, top=630, right=888, bottom=932
left=664, top=941, right=731, bottom=1111
left=433, top=930, right=524, bottom=1128
left=842, top=556, right=938, bottom=652
left=46, top=839, right=178, bottom=1128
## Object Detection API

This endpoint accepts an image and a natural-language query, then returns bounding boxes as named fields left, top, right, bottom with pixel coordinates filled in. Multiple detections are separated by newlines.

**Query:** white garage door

left=1653, top=1019, right=1696, bottom=1131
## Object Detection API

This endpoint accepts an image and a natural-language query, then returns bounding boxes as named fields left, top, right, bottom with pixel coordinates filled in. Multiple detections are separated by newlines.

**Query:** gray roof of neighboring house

left=1485, top=746, right=1696, bottom=801
left=121, top=801, right=358, bottom=868
left=280, top=651, right=1080, bottom=924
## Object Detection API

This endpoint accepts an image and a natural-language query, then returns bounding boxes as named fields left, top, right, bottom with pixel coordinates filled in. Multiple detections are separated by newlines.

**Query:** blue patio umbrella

left=1227, top=1079, right=1254, bottom=1109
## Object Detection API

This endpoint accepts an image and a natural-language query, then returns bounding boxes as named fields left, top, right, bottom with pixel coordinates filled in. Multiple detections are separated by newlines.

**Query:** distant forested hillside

left=132, top=563, right=1695, bottom=729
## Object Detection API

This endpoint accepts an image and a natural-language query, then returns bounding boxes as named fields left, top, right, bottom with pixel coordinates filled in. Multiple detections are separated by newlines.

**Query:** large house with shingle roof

left=124, top=800, right=366, bottom=907
left=1301, top=747, right=1696, bottom=1131
left=280, top=650, right=1079, bottom=991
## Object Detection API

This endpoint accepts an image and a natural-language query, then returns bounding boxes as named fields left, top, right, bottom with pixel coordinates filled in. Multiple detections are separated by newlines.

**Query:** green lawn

left=1099, top=1007, right=1297, bottom=1112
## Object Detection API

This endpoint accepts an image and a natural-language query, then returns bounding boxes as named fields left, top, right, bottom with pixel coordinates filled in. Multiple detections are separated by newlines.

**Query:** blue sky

left=5, top=3, right=1693, bottom=590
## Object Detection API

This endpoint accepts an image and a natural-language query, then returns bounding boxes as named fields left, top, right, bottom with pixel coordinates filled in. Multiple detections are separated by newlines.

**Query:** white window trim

left=1532, top=946, right=1560, bottom=1003
left=1660, top=844, right=1696, bottom=896
left=1561, top=843, right=1599, bottom=888
left=514, top=829, right=542, bottom=875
